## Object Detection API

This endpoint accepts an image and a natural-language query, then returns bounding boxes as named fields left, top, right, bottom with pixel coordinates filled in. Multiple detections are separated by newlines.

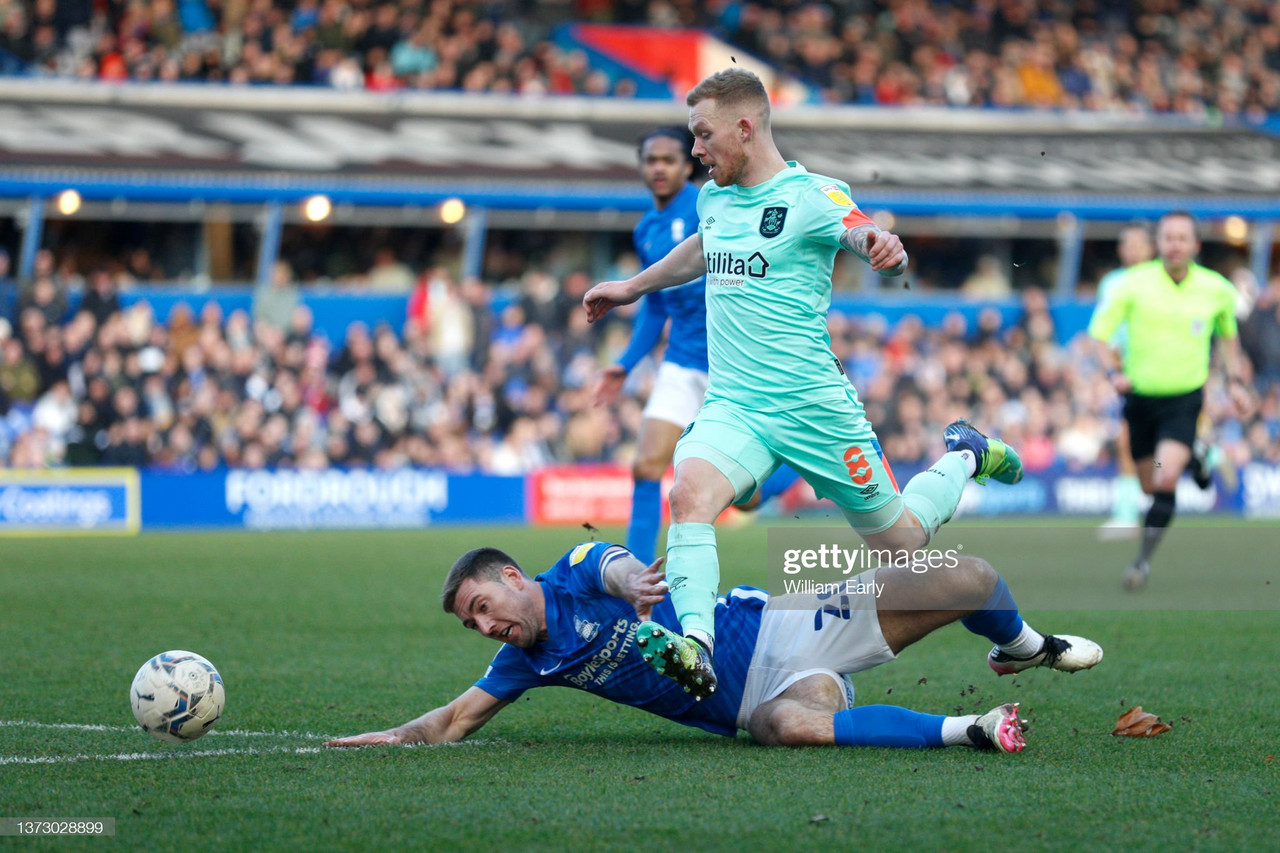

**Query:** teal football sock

left=1111, top=474, right=1141, bottom=525
left=664, top=522, right=720, bottom=646
left=901, top=451, right=969, bottom=538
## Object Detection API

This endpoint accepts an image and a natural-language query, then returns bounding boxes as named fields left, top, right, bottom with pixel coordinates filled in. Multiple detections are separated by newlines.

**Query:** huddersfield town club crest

left=759, top=206, right=787, bottom=238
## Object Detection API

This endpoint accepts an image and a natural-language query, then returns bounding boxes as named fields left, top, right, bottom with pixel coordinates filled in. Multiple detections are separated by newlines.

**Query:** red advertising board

left=527, top=465, right=672, bottom=526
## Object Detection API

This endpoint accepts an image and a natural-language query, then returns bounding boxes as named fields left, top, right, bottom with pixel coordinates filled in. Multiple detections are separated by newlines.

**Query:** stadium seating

left=1, top=0, right=1277, bottom=115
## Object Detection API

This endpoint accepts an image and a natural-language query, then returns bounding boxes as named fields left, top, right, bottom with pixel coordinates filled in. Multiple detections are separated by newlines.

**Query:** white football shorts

left=736, top=570, right=896, bottom=731
left=642, top=362, right=709, bottom=428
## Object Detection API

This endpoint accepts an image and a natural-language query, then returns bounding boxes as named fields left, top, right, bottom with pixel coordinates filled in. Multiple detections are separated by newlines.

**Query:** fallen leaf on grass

left=1112, top=706, right=1173, bottom=737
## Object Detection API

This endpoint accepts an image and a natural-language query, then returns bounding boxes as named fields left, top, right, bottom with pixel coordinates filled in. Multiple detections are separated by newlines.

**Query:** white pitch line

left=0, top=740, right=497, bottom=766
left=0, top=720, right=335, bottom=740
left=0, top=746, right=324, bottom=766
left=0, top=720, right=500, bottom=765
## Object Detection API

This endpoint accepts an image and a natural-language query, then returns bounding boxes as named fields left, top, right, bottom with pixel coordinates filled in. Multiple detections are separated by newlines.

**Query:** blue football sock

left=832, top=705, right=946, bottom=748
left=625, top=479, right=663, bottom=565
left=758, top=466, right=802, bottom=504
left=960, top=576, right=1023, bottom=646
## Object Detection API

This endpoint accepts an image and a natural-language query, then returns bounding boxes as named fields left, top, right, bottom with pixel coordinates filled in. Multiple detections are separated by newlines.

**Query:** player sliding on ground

left=583, top=68, right=1023, bottom=700
left=327, top=543, right=1102, bottom=753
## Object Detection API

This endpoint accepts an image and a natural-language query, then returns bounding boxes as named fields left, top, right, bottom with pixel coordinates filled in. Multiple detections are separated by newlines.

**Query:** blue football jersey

left=474, top=542, right=765, bottom=737
left=618, top=182, right=709, bottom=374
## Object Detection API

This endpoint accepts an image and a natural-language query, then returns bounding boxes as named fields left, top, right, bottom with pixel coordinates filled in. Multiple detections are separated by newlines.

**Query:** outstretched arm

left=839, top=225, right=908, bottom=276
left=594, top=296, right=669, bottom=406
left=584, top=234, right=705, bottom=323
left=326, top=686, right=510, bottom=747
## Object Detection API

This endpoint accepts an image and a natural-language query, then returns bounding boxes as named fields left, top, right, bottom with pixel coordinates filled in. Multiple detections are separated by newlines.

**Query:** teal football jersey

left=696, top=162, right=874, bottom=412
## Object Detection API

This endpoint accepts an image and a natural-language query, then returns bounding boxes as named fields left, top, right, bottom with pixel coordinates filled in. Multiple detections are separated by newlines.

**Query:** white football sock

left=942, top=715, right=980, bottom=746
left=997, top=623, right=1046, bottom=659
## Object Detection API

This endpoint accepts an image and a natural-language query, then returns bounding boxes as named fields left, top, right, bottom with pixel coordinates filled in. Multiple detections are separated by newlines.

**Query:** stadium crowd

left=2, top=256, right=1278, bottom=475
left=0, top=0, right=1276, bottom=116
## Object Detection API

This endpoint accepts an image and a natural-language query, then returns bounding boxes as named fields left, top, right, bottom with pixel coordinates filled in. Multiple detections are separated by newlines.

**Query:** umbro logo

left=859, top=483, right=880, bottom=500
left=704, top=217, right=715, bottom=227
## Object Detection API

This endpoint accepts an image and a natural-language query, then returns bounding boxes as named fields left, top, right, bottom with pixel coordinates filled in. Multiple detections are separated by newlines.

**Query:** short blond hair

left=686, top=68, right=771, bottom=123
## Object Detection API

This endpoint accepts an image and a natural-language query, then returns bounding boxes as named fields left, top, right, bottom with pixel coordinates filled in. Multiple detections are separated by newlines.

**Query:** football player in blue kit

left=327, top=542, right=1102, bottom=753
left=594, top=126, right=800, bottom=566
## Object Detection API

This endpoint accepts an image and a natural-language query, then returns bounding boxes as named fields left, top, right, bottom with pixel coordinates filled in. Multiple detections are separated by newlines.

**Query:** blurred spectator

left=32, top=378, right=77, bottom=449
left=2, top=245, right=1279, bottom=481
left=18, top=275, right=67, bottom=327
left=253, top=259, right=300, bottom=330
left=80, top=266, right=121, bottom=327
left=0, top=336, right=40, bottom=403
left=1241, top=278, right=1280, bottom=384
left=7, top=0, right=1277, bottom=115
left=961, top=255, right=1012, bottom=300
left=423, top=269, right=474, bottom=378
left=0, top=248, right=15, bottom=323
left=365, top=246, right=414, bottom=292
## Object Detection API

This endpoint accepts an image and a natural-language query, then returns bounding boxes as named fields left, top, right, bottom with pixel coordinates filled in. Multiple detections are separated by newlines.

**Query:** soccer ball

left=130, top=651, right=226, bottom=743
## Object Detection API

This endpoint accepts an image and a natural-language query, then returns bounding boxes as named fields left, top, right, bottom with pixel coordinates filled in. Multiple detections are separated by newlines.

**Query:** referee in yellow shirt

left=1088, top=211, right=1250, bottom=590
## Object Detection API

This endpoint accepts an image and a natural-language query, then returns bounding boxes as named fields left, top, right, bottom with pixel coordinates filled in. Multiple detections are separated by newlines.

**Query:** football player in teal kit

left=594, top=126, right=799, bottom=565
left=584, top=70, right=1033, bottom=698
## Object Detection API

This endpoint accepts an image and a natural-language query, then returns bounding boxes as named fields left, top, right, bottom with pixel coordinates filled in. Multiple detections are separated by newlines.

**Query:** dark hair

left=638, top=126, right=695, bottom=162
left=637, top=125, right=704, bottom=181
left=441, top=547, right=521, bottom=614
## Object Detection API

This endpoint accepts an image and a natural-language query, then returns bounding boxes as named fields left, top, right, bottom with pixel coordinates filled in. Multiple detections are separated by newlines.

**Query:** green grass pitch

left=1, top=521, right=1277, bottom=851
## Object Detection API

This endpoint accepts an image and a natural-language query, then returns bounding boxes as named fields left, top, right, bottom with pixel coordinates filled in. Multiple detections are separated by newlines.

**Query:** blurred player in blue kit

left=594, top=126, right=799, bottom=566
left=327, top=542, right=1102, bottom=753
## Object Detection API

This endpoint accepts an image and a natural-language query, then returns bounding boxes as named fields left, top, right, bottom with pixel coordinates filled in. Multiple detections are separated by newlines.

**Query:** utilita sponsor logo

left=705, top=251, right=769, bottom=278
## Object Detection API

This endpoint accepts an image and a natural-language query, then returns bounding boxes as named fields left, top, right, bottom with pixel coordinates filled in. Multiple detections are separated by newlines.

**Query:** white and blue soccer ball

left=130, top=651, right=225, bottom=743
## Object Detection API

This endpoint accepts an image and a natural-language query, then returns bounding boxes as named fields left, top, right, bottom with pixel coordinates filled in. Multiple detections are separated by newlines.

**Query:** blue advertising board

left=3, top=464, right=1276, bottom=534
left=0, top=469, right=140, bottom=535
left=140, top=469, right=525, bottom=530
left=880, top=463, right=1243, bottom=518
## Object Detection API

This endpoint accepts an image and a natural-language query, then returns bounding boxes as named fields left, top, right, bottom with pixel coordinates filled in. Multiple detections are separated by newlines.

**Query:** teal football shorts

left=673, top=388, right=905, bottom=534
